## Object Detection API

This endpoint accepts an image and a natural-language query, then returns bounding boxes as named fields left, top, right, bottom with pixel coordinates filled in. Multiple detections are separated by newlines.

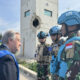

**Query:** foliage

left=0, top=34, right=2, bottom=40
left=18, top=60, right=37, bottom=72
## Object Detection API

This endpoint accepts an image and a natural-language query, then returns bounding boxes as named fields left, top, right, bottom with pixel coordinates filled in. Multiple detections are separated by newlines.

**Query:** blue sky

left=0, top=0, right=80, bottom=34
left=59, top=0, right=80, bottom=15
left=0, top=0, right=20, bottom=34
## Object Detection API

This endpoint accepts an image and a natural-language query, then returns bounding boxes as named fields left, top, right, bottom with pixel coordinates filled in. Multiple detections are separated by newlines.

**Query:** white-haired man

left=0, top=30, right=21, bottom=80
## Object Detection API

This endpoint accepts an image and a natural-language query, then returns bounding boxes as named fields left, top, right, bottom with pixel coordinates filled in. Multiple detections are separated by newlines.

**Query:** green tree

left=0, top=33, right=2, bottom=40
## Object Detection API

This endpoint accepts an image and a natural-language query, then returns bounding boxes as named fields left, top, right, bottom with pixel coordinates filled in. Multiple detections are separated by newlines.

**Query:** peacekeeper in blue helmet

left=56, top=11, right=80, bottom=80
left=49, top=26, right=64, bottom=80
left=36, top=31, right=50, bottom=80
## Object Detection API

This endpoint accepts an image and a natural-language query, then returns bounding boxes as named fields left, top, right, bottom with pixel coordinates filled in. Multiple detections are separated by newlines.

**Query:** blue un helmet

left=49, top=26, right=61, bottom=35
left=58, top=11, right=80, bottom=26
left=58, top=11, right=80, bottom=36
left=37, top=31, right=47, bottom=39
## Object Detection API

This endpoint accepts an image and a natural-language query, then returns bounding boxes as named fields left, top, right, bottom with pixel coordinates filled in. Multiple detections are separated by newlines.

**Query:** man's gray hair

left=2, top=30, right=19, bottom=44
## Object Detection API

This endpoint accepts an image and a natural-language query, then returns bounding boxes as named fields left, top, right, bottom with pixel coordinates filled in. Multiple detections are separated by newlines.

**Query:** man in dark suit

left=0, top=30, right=21, bottom=80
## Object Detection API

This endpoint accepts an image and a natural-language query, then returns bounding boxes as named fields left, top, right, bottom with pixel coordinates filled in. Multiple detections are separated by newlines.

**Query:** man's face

left=9, top=34, right=21, bottom=54
left=68, top=25, right=77, bottom=32
left=51, top=35, right=57, bottom=41
left=61, top=24, right=77, bottom=36
left=39, top=38, right=46, bottom=43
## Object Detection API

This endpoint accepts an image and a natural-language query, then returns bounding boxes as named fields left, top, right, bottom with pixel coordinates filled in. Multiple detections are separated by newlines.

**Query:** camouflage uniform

left=49, top=26, right=64, bottom=80
left=57, top=11, right=80, bottom=80
left=36, top=43, right=50, bottom=80
left=50, top=40, right=64, bottom=59
left=58, top=33, right=80, bottom=80
left=50, top=40, right=64, bottom=80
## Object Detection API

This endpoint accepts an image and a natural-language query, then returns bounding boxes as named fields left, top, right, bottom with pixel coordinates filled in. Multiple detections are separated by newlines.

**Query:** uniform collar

left=68, top=32, right=77, bottom=39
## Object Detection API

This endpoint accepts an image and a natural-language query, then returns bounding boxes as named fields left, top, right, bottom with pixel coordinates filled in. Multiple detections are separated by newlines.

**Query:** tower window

left=44, top=9, right=52, bottom=17
left=33, top=18, right=39, bottom=28
left=24, top=10, right=30, bottom=17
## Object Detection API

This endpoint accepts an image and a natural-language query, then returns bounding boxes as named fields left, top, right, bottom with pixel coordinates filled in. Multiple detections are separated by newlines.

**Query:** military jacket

left=36, top=43, right=50, bottom=63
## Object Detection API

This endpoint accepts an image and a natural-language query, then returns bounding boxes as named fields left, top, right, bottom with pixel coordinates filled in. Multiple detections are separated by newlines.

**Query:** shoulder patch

left=65, top=43, right=73, bottom=50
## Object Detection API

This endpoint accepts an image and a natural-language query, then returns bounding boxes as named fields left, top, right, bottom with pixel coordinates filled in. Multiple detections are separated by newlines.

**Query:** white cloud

left=0, top=18, right=20, bottom=34
left=5, top=22, right=20, bottom=32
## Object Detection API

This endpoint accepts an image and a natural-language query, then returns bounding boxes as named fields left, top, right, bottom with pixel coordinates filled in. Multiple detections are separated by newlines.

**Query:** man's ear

left=8, top=38, right=13, bottom=44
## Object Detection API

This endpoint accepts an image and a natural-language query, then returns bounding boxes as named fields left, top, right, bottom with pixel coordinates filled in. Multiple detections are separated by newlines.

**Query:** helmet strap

left=64, top=24, right=69, bottom=36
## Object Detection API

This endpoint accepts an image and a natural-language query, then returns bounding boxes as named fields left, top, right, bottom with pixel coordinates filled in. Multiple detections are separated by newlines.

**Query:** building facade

left=20, top=0, right=58, bottom=58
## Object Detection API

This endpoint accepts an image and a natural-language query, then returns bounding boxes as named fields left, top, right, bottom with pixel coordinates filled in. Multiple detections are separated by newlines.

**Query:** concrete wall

left=20, top=0, right=37, bottom=58
left=20, top=0, right=58, bottom=58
